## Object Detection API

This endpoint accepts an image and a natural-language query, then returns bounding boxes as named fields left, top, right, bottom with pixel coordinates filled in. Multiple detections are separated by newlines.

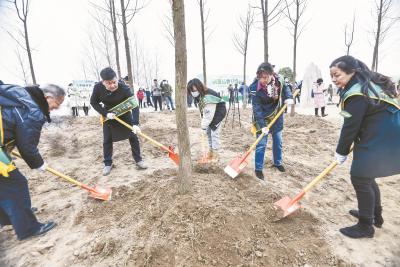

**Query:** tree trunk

left=24, top=20, right=36, bottom=84
left=110, top=0, right=121, bottom=78
left=261, top=0, right=269, bottom=62
left=292, top=4, right=299, bottom=82
left=199, top=0, right=207, bottom=86
left=371, top=0, right=383, bottom=72
left=120, top=0, right=134, bottom=90
left=172, top=0, right=192, bottom=194
left=243, top=51, right=247, bottom=109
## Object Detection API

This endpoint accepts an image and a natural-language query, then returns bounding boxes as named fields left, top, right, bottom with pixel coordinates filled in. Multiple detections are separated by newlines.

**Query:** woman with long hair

left=331, top=55, right=400, bottom=238
left=187, top=78, right=226, bottom=161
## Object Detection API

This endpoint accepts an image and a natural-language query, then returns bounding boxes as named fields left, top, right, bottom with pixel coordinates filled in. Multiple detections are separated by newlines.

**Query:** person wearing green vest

left=330, top=55, right=400, bottom=239
left=187, top=78, right=227, bottom=161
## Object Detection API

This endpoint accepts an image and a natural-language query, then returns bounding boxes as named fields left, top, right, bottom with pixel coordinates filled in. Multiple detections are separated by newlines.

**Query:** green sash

left=342, top=83, right=400, bottom=110
left=103, top=96, right=138, bottom=122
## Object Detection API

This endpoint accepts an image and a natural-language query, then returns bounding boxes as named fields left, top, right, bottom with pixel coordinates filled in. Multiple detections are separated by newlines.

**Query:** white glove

left=36, top=163, right=47, bottom=172
left=284, top=98, right=294, bottom=105
left=131, top=125, right=141, bottom=134
left=335, top=152, right=347, bottom=165
left=106, top=113, right=115, bottom=120
left=261, top=127, right=269, bottom=134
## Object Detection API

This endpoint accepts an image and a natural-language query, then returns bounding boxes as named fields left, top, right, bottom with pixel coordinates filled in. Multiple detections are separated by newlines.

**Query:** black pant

left=295, top=94, right=300, bottom=104
left=72, top=107, right=79, bottom=117
left=83, top=106, right=89, bottom=116
left=146, top=97, right=153, bottom=107
left=139, top=99, right=143, bottom=108
left=0, top=169, right=42, bottom=240
left=103, top=127, right=142, bottom=166
left=153, top=96, right=162, bottom=111
left=351, top=176, right=382, bottom=220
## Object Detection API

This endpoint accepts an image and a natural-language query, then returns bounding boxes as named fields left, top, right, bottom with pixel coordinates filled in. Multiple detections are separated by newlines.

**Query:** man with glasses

left=0, top=82, right=65, bottom=240
left=90, top=67, right=147, bottom=176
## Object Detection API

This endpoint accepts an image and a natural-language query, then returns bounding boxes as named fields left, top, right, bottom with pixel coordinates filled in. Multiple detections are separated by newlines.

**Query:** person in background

left=330, top=55, right=400, bottom=239
left=145, top=87, right=153, bottom=108
left=160, top=80, right=175, bottom=110
left=327, top=84, right=334, bottom=103
left=137, top=88, right=145, bottom=108
left=151, top=79, right=162, bottom=111
left=313, top=78, right=328, bottom=117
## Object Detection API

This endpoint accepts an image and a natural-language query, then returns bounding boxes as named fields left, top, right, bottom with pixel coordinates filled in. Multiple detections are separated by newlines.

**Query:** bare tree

left=119, top=0, right=146, bottom=90
left=254, top=0, right=284, bottom=62
left=197, top=0, right=210, bottom=86
left=15, top=47, right=29, bottom=84
left=7, top=0, right=36, bottom=84
left=172, top=0, right=192, bottom=194
left=284, top=0, right=308, bottom=82
left=233, top=5, right=255, bottom=109
left=162, top=1, right=175, bottom=47
left=344, top=13, right=356, bottom=55
left=371, top=0, right=399, bottom=71
left=91, top=0, right=122, bottom=78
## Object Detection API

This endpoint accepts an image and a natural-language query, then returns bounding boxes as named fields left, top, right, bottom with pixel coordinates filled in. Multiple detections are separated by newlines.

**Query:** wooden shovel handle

left=242, top=89, right=300, bottom=162
left=113, top=116, right=173, bottom=154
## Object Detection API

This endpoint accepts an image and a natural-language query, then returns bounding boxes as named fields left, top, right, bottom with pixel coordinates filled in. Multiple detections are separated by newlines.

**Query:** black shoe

left=322, top=114, right=328, bottom=117
left=339, top=222, right=374, bottom=238
left=349, top=209, right=384, bottom=228
left=255, top=170, right=264, bottom=180
left=33, top=221, right=56, bottom=237
left=274, top=165, right=285, bottom=172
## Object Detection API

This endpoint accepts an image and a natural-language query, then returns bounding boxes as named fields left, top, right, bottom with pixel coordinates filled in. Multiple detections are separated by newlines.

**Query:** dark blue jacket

left=0, top=84, right=46, bottom=169
left=250, top=77, right=293, bottom=133
left=337, top=80, right=400, bottom=178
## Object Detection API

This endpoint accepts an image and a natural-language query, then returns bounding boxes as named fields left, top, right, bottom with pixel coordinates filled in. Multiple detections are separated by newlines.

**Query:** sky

left=0, top=0, right=399, bottom=88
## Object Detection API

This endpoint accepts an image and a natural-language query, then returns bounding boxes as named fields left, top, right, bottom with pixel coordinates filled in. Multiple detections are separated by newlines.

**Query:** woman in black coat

left=330, top=55, right=400, bottom=238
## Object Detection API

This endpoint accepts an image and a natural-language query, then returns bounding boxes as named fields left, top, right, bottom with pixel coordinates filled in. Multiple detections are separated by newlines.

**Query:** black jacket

left=0, top=84, right=47, bottom=169
left=337, top=77, right=400, bottom=178
left=90, top=82, right=139, bottom=142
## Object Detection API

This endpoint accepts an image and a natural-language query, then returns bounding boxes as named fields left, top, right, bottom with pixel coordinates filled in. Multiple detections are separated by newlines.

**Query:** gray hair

left=40, top=84, right=66, bottom=99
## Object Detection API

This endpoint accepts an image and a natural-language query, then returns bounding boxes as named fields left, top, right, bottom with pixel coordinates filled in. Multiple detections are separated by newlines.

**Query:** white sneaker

left=136, top=161, right=147, bottom=170
left=103, top=165, right=113, bottom=176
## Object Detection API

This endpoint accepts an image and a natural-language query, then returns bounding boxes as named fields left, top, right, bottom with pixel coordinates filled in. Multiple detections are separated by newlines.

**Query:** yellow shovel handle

left=113, top=117, right=171, bottom=152
left=303, top=146, right=354, bottom=193
left=11, top=150, right=83, bottom=188
left=246, top=89, right=300, bottom=155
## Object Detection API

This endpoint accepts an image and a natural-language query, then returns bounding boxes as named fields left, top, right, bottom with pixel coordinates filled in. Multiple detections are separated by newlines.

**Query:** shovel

left=12, top=151, right=112, bottom=201
left=274, top=147, right=353, bottom=219
left=197, top=131, right=211, bottom=164
left=113, top=117, right=180, bottom=165
left=224, top=89, right=300, bottom=178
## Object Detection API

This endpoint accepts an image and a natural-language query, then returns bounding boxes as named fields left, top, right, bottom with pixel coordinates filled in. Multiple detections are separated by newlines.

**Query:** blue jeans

left=255, top=130, right=282, bottom=171
left=0, top=169, right=42, bottom=240
left=165, top=96, right=175, bottom=110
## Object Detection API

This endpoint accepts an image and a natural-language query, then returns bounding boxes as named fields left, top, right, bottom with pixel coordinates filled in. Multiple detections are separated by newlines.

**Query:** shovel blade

left=168, top=146, right=180, bottom=166
left=274, top=196, right=302, bottom=219
left=197, top=154, right=211, bottom=164
left=89, top=186, right=112, bottom=201
left=224, top=156, right=248, bottom=179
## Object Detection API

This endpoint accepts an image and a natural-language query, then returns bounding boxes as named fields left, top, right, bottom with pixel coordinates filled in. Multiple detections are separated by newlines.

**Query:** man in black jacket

left=0, top=82, right=65, bottom=240
left=90, top=67, right=147, bottom=176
